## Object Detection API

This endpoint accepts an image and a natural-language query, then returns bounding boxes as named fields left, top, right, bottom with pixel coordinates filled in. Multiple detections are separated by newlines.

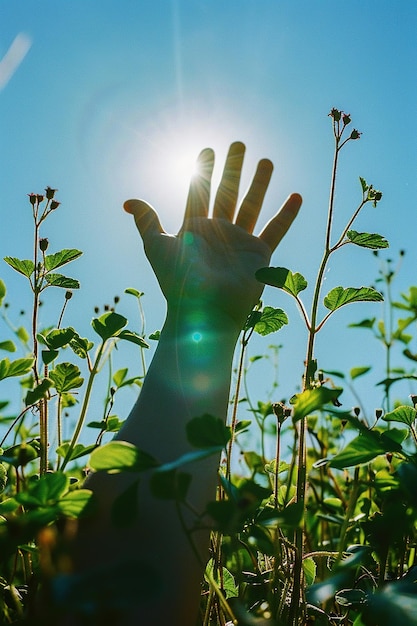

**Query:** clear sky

left=2, top=1, right=417, bottom=448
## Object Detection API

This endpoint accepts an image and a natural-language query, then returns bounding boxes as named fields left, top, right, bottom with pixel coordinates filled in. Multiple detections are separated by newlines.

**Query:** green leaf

left=329, top=430, right=404, bottom=469
left=87, top=416, right=124, bottom=433
left=124, top=287, right=144, bottom=298
left=0, top=357, right=34, bottom=381
left=25, top=471, right=69, bottom=505
left=44, top=273, right=80, bottom=289
left=25, top=378, right=53, bottom=405
left=88, top=441, right=158, bottom=473
left=346, top=230, right=389, bottom=249
left=17, top=326, right=30, bottom=344
left=69, top=334, right=94, bottom=358
left=118, top=329, right=149, bottom=349
left=257, top=501, right=304, bottom=528
left=382, top=405, right=416, bottom=427
left=113, top=368, right=128, bottom=387
left=1, top=442, right=39, bottom=467
left=292, top=387, right=343, bottom=422
left=58, top=489, right=94, bottom=518
left=56, top=443, right=96, bottom=461
left=0, top=340, right=16, bottom=353
left=91, top=311, right=128, bottom=341
left=205, top=559, right=239, bottom=599
left=348, top=317, right=376, bottom=329
left=254, top=306, right=288, bottom=336
left=377, top=374, right=417, bottom=391
left=359, top=176, right=368, bottom=192
left=186, top=414, right=230, bottom=448
left=324, top=286, right=383, bottom=311
left=256, top=267, right=308, bottom=296
left=0, top=279, right=6, bottom=305
left=303, top=557, right=317, bottom=586
left=41, top=349, right=59, bottom=365
left=49, top=362, right=84, bottom=393
left=44, top=327, right=76, bottom=349
left=3, top=257, right=35, bottom=278
left=350, top=366, right=371, bottom=380
left=0, top=462, right=7, bottom=493
left=44, top=248, right=82, bottom=271
left=235, top=420, right=252, bottom=434
left=264, top=459, right=290, bottom=474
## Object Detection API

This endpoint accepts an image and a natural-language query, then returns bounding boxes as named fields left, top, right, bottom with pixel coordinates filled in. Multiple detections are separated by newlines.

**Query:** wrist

left=163, top=305, right=243, bottom=348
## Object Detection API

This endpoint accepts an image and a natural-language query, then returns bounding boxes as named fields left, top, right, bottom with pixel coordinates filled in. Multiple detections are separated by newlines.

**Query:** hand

left=124, top=142, right=302, bottom=329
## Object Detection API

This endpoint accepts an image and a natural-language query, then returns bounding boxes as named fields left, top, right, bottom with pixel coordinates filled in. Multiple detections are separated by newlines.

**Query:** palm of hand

left=145, top=217, right=271, bottom=325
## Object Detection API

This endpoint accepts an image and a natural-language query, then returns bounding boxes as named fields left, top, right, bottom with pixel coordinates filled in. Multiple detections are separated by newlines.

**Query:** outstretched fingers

left=235, top=159, right=273, bottom=233
left=258, top=193, right=302, bottom=252
left=124, top=199, right=165, bottom=243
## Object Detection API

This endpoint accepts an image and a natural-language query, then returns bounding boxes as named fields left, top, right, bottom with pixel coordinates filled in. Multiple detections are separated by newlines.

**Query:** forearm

left=117, top=305, right=240, bottom=459
left=72, top=305, right=241, bottom=626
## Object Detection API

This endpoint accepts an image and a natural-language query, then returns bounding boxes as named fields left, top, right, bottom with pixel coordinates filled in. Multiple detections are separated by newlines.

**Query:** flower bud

left=36, top=194, right=45, bottom=204
left=65, top=290, right=73, bottom=300
left=350, top=129, right=361, bottom=140
left=353, top=406, right=360, bottom=416
left=329, top=108, right=342, bottom=121
left=410, top=395, right=417, bottom=408
left=273, top=402, right=291, bottom=425
left=342, top=113, right=351, bottom=125
left=50, top=200, right=60, bottom=210
left=45, top=187, right=57, bottom=200
left=28, top=193, right=37, bottom=206
left=375, top=408, right=383, bottom=420
left=39, top=238, right=49, bottom=252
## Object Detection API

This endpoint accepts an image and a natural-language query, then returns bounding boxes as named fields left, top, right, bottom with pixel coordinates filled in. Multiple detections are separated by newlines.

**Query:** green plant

left=0, top=190, right=148, bottom=622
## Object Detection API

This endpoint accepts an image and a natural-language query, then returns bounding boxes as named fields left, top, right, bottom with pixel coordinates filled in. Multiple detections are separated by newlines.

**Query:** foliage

left=1, top=112, right=417, bottom=625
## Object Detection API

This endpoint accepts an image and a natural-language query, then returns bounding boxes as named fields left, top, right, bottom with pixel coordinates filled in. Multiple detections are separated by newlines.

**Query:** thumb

left=123, top=199, right=165, bottom=241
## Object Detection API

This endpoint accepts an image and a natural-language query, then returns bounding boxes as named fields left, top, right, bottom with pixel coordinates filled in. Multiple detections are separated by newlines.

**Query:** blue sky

left=2, top=1, right=417, bottom=448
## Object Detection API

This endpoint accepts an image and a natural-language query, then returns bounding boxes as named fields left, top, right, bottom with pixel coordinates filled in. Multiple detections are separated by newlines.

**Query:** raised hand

left=124, top=141, right=302, bottom=329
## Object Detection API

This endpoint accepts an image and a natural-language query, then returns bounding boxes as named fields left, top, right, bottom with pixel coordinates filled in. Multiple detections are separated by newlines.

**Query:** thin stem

left=226, top=330, right=250, bottom=479
left=274, top=421, right=282, bottom=508
left=336, top=466, right=360, bottom=562
left=331, top=199, right=367, bottom=251
left=325, top=135, right=341, bottom=252
left=56, top=395, right=63, bottom=470
left=61, top=342, right=105, bottom=470
left=32, top=220, right=41, bottom=385
left=138, top=295, right=147, bottom=378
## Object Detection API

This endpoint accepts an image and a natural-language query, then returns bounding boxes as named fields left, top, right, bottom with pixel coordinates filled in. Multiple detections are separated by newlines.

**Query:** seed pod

left=39, top=238, right=49, bottom=252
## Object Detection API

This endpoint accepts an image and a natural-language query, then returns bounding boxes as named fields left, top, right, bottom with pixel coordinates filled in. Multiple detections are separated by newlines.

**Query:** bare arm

left=70, top=142, right=301, bottom=626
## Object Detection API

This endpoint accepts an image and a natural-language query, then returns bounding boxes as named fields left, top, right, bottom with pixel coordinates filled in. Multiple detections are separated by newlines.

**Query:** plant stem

left=290, top=130, right=343, bottom=625
left=61, top=342, right=105, bottom=470
left=336, top=466, right=360, bottom=561
left=226, top=327, right=252, bottom=479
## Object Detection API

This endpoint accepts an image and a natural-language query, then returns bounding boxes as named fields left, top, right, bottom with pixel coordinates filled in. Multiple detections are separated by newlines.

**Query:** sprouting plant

left=256, top=108, right=386, bottom=623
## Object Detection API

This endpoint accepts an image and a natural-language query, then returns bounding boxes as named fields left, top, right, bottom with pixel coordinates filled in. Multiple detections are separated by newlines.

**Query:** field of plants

left=1, top=110, right=417, bottom=625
